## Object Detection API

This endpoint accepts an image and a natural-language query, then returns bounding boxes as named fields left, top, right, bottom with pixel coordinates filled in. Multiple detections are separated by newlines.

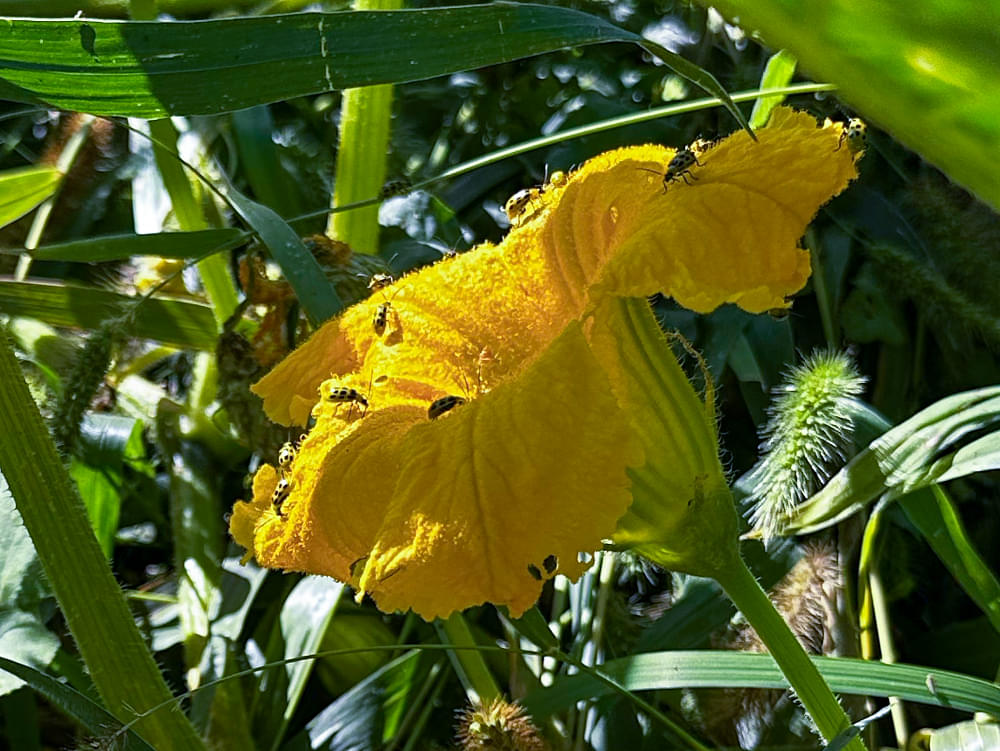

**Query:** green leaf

left=706, top=0, right=1000, bottom=211
left=0, top=165, right=62, bottom=229
left=17, top=227, right=245, bottom=263
left=0, top=611, right=60, bottom=698
left=502, top=606, right=559, bottom=651
left=520, top=651, right=1000, bottom=719
left=900, top=486, right=1000, bottom=636
left=0, top=474, right=58, bottom=697
left=749, top=50, right=797, bottom=129
left=69, top=416, right=144, bottom=557
left=784, top=386, right=1000, bottom=534
left=0, top=656, right=155, bottom=751
left=0, top=280, right=217, bottom=350
left=0, top=5, right=750, bottom=137
left=223, top=182, right=343, bottom=325
left=288, top=651, right=425, bottom=751
left=256, top=576, right=344, bottom=747
left=0, top=335, right=207, bottom=750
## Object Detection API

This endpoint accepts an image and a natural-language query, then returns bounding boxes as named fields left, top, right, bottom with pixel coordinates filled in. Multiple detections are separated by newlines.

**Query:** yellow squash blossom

left=230, top=108, right=859, bottom=619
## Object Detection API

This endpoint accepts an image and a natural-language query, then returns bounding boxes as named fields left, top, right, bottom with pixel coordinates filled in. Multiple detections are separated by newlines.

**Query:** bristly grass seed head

left=747, top=350, right=866, bottom=540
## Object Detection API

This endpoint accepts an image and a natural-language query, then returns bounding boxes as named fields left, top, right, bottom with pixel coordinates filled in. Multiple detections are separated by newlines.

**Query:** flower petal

left=535, top=108, right=856, bottom=313
left=357, top=322, right=641, bottom=619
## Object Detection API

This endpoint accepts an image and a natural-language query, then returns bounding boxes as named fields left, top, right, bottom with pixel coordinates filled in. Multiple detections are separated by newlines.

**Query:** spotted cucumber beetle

left=640, top=147, right=702, bottom=193
left=372, top=285, right=404, bottom=336
left=836, top=118, right=867, bottom=154
left=322, top=383, right=370, bottom=421
left=503, top=168, right=570, bottom=227
left=368, top=273, right=394, bottom=291
left=373, top=302, right=392, bottom=335
left=379, top=178, right=411, bottom=200
left=428, top=394, right=466, bottom=420
left=277, top=441, right=297, bottom=472
left=504, top=188, right=541, bottom=227
left=272, top=477, right=291, bottom=518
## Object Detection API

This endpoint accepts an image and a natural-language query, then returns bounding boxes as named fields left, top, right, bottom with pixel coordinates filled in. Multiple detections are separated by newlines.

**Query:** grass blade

left=0, top=656, right=155, bottom=751
left=0, top=5, right=747, bottom=135
left=0, top=280, right=217, bottom=350
left=521, top=651, right=1000, bottom=719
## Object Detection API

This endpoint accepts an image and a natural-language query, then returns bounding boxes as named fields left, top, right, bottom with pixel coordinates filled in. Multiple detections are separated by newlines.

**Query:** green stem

left=327, top=0, right=403, bottom=253
left=146, top=118, right=239, bottom=327
left=0, top=331, right=207, bottom=751
left=714, top=555, right=867, bottom=750
left=438, top=612, right=501, bottom=704
left=127, top=0, right=238, bottom=329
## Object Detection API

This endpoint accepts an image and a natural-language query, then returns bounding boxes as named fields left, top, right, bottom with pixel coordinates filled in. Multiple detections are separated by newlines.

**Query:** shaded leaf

left=0, top=656, right=155, bottom=751
left=900, top=486, right=1000, bottom=636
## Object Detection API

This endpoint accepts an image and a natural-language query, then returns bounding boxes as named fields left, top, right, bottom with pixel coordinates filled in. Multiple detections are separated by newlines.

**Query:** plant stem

left=438, top=612, right=501, bottom=704
left=0, top=331, right=207, bottom=751
left=714, top=555, right=867, bottom=750
left=327, top=0, right=403, bottom=253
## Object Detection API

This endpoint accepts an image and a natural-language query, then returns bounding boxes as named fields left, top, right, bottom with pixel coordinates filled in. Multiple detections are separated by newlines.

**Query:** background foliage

left=0, top=1, right=998, bottom=749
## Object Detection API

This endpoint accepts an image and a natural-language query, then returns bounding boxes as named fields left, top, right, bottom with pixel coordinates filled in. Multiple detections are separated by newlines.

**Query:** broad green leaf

left=0, top=0, right=262, bottom=16
left=69, top=416, right=144, bottom=556
left=784, top=386, right=1000, bottom=534
left=0, top=656, right=154, bottom=751
left=749, top=50, right=797, bottom=129
left=0, top=165, right=62, bottom=229
left=255, top=576, right=344, bottom=747
left=900, top=486, right=1000, bottom=636
left=706, top=1, right=1000, bottom=210
left=155, top=402, right=223, bottom=688
left=18, top=228, right=246, bottom=263
left=0, top=472, right=47, bottom=608
left=0, top=475, right=58, bottom=697
left=287, top=651, right=426, bottom=751
left=0, top=5, right=750, bottom=136
left=0, top=280, right=217, bottom=350
left=0, top=611, right=59, bottom=697
left=521, top=651, right=1000, bottom=719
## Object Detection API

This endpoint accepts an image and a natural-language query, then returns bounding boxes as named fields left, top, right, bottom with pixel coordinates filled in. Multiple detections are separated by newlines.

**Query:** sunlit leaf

left=784, top=386, right=1000, bottom=533
left=521, top=651, right=1000, bottom=719
left=707, top=0, right=1000, bottom=209
left=0, top=165, right=62, bottom=229
left=0, top=280, right=217, bottom=350
left=0, top=5, right=749, bottom=135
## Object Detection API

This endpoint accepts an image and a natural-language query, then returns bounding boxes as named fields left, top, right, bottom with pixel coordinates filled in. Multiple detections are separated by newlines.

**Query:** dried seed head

left=455, top=697, right=546, bottom=751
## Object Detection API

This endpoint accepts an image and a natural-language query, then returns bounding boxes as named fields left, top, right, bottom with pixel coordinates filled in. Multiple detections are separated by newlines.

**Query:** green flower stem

left=128, top=0, right=238, bottom=329
left=0, top=332, right=207, bottom=751
left=146, top=117, right=239, bottom=328
left=714, top=554, right=867, bottom=751
left=326, top=0, right=403, bottom=254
